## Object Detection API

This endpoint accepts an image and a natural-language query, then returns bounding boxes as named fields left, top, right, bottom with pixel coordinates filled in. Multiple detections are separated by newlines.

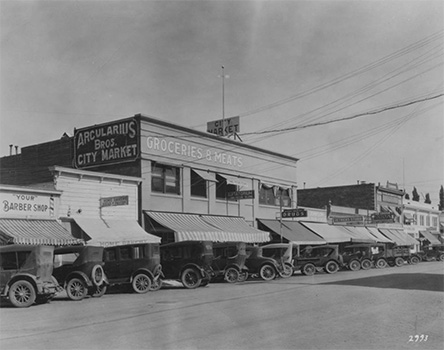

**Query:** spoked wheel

left=301, top=263, right=316, bottom=276
left=181, top=268, right=202, bottom=289
left=149, top=278, right=163, bottom=291
left=349, top=259, right=361, bottom=271
left=324, top=260, right=339, bottom=274
left=224, top=267, right=240, bottom=283
left=132, top=274, right=151, bottom=294
left=279, top=263, right=293, bottom=278
left=375, top=258, right=387, bottom=269
left=409, top=256, right=420, bottom=265
left=237, top=271, right=248, bottom=282
left=439, top=254, right=444, bottom=262
left=66, top=278, right=87, bottom=301
left=259, top=264, right=276, bottom=281
left=91, top=284, right=107, bottom=297
left=8, top=280, right=36, bottom=308
left=361, top=259, right=372, bottom=270
left=394, top=257, right=404, bottom=267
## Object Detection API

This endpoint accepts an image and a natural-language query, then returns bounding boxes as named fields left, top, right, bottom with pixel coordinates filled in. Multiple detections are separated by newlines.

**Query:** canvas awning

left=365, top=227, right=393, bottom=243
left=218, top=174, right=249, bottom=187
left=0, top=218, right=83, bottom=246
left=192, top=169, right=217, bottom=182
left=74, top=218, right=160, bottom=247
left=299, top=222, right=352, bottom=243
left=257, top=219, right=326, bottom=245
left=339, top=226, right=377, bottom=243
left=144, top=211, right=269, bottom=243
left=378, top=229, right=417, bottom=246
left=419, top=230, right=441, bottom=245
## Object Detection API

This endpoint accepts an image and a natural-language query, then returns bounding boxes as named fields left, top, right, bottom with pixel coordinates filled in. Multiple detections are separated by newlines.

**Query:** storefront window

left=190, top=170, right=207, bottom=198
left=216, top=174, right=237, bottom=200
left=259, top=185, right=290, bottom=207
left=426, top=216, right=430, bottom=227
left=152, top=163, right=181, bottom=195
left=419, top=215, right=424, bottom=226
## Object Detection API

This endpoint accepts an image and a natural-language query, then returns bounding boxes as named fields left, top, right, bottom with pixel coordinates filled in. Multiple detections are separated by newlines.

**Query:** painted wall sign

left=371, top=212, right=395, bottom=223
left=99, top=195, right=129, bottom=208
left=207, top=116, right=240, bottom=136
left=74, top=118, right=139, bottom=168
left=1, top=192, right=55, bottom=218
left=282, top=208, right=307, bottom=218
left=227, top=190, right=254, bottom=200
left=145, top=136, right=243, bottom=168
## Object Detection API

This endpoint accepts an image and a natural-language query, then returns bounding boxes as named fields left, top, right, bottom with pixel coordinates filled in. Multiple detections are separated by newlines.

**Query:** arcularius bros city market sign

left=74, top=118, right=139, bottom=168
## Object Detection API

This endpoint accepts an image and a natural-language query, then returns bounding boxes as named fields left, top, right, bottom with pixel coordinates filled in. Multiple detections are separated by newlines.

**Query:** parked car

left=53, top=245, right=107, bottom=301
left=293, top=245, right=343, bottom=276
left=160, top=241, right=214, bottom=289
left=341, top=243, right=388, bottom=271
left=244, top=245, right=283, bottom=281
left=417, top=244, right=444, bottom=262
left=1, top=245, right=59, bottom=307
left=102, top=243, right=162, bottom=294
left=378, top=245, right=420, bottom=268
left=260, top=243, right=294, bottom=278
left=211, top=242, right=248, bottom=283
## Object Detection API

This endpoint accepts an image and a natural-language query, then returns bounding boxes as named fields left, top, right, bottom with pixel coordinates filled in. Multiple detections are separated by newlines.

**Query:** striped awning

left=419, top=230, right=441, bottom=245
left=365, top=227, right=393, bottom=243
left=299, top=222, right=352, bottom=243
left=339, top=226, right=377, bottom=243
left=74, top=218, right=160, bottom=247
left=0, top=218, right=83, bottom=246
left=258, top=219, right=326, bottom=245
left=378, top=229, right=418, bottom=246
left=145, top=211, right=269, bottom=243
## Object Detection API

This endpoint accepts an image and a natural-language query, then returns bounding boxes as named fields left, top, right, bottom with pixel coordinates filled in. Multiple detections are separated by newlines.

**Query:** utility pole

left=219, top=66, right=229, bottom=136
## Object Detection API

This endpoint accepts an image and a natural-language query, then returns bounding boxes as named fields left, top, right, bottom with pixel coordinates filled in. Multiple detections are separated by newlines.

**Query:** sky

left=1, top=0, right=443, bottom=205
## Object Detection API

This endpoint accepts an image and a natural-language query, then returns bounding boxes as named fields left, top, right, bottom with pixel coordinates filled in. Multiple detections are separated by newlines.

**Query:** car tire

left=279, top=263, right=293, bottom=278
left=259, top=264, right=276, bottom=281
left=149, top=278, right=163, bottom=291
left=395, top=257, right=404, bottom=267
left=301, top=263, right=316, bottom=276
left=439, top=254, right=444, bottom=262
left=237, top=271, right=248, bottom=282
left=8, top=280, right=36, bottom=308
left=349, top=259, right=361, bottom=271
left=324, top=260, right=339, bottom=274
left=181, top=268, right=202, bottom=289
left=91, top=285, right=107, bottom=297
left=66, top=277, right=87, bottom=301
left=91, top=265, right=105, bottom=287
left=132, top=273, right=151, bottom=294
left=409, top=256, right=420, bottom=265
left=361, top=259, right=372, bottom=270
left=375, top=258, right=387, bottom=269
left=224, top=267, right=240, bottom=283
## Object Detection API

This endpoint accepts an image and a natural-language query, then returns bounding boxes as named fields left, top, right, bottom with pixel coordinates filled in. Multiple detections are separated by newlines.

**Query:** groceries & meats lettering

left=74, top=119, right=139, bottom=168
left=146, top=136, right=243, bottom=168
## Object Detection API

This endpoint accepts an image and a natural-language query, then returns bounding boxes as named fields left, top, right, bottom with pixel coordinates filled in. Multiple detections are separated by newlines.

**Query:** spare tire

left=91, top=265, right=105, bottom=287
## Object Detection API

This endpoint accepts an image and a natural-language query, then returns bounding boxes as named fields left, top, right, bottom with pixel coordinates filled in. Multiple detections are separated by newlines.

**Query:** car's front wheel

left=237, top=271, right=248, bottom=282
left=66, top=278, right=87, bottom=301
left=91, top=285, right=107, bottom=298
left=224, top=267, right=240, bottom=283
left=395, top=257, right=404, bottom=267
left=181, top=268, right=202, bottom=289
left=149, top=278, right=163, bottom=291
left=279, top=263, right=293, bottom=278
left=409, top=256, right=420, bottom=265
left=259, top=264, right=276, bottom=281
left=375, top=258, right=387, bottom=269
left=132, top=274, right=151, bottom=294
left=324, top=260, right=339, bottom=274
left=8, top=280, right=36, bottom=308
left=301, top=263, right=316, bottom=276
left=439, top=254, right=444, bottom=262
left=361, top=259, right=372, bottom=270
left=349, top=259, right=361, bottom=271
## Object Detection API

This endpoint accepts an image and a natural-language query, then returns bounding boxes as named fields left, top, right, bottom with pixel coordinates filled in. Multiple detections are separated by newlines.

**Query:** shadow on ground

left=322, top=273, right=444, bottom=292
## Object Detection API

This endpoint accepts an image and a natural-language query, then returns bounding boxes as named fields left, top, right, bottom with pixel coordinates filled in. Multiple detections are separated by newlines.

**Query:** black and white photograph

left=0, top=1, right=443, bottom=349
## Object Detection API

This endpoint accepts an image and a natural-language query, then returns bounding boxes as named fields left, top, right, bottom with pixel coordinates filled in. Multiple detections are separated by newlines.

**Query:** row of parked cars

left=1, top=240, right=443, bottom=307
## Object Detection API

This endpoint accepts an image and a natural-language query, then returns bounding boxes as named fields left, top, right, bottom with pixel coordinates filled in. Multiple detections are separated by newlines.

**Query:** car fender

left=131, top=269, right=154, bottom=282
left=64, top=271, right=94, bottom=288
left=180, top=264, right=207, bottom=278
left=2, top=273, right=39, bottom=296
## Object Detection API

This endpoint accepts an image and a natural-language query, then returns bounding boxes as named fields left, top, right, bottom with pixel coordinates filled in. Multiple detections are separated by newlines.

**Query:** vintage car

left=1, top=245, right=59, bottom=307
left=417, top=244, right=444, bottom=262
left=102, top=243, right=162, bottom=294
left=293, top=245, right=343, bottom=276
left=341, top=243, right=388, bottom=270
left=244, top=245, right=284, bottom=281
left=374, top=245, right=420, bottom=268
left=160, top=241, right=214, bottom=289
left=211, top=242, right=248, bottom=283
left=53, top=245, right=107, bottom=301
left=259, top=243, right=294, bottom=278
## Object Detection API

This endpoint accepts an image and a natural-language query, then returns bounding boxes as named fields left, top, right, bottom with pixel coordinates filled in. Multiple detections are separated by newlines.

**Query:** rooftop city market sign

left=74, top=118, right=139, bottom=168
